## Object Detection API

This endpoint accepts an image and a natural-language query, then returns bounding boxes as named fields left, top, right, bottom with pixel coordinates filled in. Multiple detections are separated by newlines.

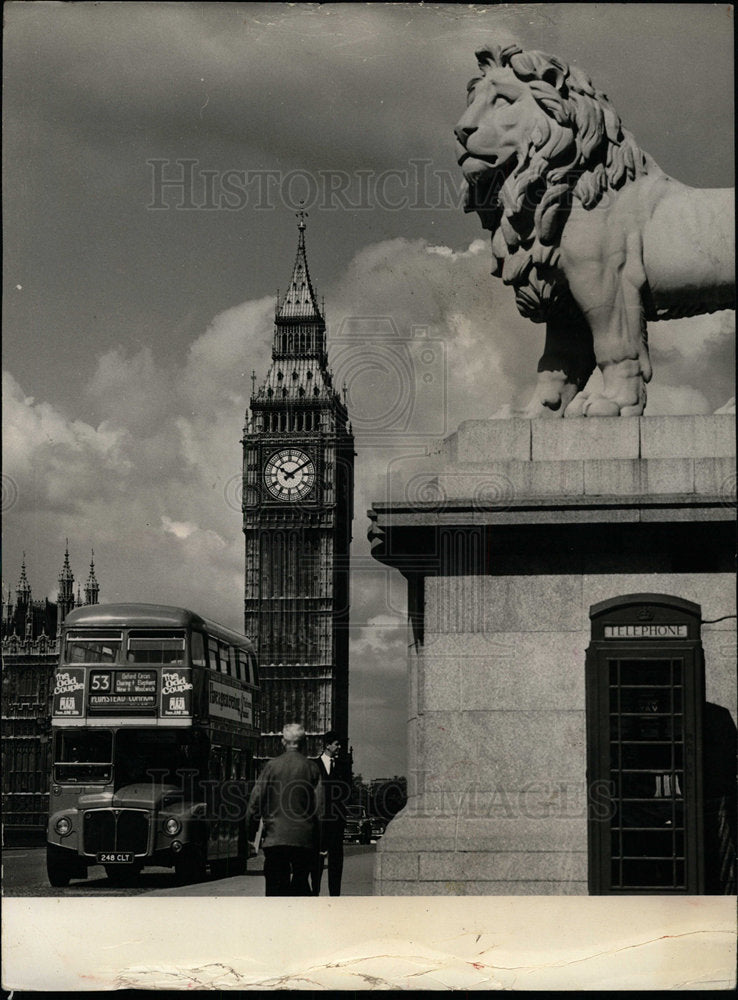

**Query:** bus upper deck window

left=237, top=651, right=248, bottom=682
left=191, top=631, right=206, bottom=666
left=218, top=642, right=229, bottom=674
left=127, top=633, right=185, bottom=664
left=64, top=633, right=122, bottom=664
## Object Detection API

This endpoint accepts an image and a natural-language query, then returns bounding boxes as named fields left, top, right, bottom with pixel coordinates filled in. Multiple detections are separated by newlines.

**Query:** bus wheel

left=46, top=845, right=80, bottom=888
left=174, top=846, right=207, bottom=885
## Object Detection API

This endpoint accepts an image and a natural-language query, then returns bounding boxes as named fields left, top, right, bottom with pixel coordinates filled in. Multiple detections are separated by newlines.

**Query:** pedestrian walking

left=311, top=730, right=351, bottom=896
left=246, top=722, right=322, bottom=896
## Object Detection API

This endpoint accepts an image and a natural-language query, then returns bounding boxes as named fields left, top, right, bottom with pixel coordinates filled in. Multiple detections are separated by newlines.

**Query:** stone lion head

left=455, top=44, right=649, bottom=321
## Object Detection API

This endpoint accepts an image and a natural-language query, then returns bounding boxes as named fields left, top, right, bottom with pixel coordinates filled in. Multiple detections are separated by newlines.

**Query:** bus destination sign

left=88, top=670, right=157, bottom=711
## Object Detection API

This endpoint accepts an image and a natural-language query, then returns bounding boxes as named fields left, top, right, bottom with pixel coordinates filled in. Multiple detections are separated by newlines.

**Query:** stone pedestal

left=368, top=415, right=736, bottom=895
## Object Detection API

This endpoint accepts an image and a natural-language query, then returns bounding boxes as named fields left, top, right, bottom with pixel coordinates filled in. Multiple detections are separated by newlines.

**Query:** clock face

left=264, top=448, right=316, bottom=502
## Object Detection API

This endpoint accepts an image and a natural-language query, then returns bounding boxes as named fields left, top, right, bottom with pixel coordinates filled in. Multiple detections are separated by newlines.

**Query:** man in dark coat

left=246, top=722, right=322, bottom=896
left=311, top=730, right=352, bottom=896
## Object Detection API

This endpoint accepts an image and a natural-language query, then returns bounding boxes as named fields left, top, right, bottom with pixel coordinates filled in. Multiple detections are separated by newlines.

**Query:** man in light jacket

left=246, top=722, right=322, bottom=896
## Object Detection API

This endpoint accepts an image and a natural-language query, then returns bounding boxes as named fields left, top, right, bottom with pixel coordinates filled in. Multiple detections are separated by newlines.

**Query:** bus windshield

left=114, top=729, right=207, bottom=786
left=54, top=730, right=113, bottom=783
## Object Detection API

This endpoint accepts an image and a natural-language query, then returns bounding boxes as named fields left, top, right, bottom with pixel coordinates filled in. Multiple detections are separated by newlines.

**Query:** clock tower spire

left=243, top=215, right=355, bottom=760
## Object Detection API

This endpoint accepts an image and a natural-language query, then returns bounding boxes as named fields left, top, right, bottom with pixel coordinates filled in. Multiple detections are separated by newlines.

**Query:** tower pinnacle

left=16, top=554, right=31, bottom=604
left=85, top=549, right=100, bottom=606
left=275, top=211, right=322, bottom=323
left=57, top=541, right=75, bottom=624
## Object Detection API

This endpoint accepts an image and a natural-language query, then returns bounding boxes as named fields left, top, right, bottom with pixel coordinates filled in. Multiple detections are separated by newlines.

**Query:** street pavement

left=2, top=843, right=377, bottom=897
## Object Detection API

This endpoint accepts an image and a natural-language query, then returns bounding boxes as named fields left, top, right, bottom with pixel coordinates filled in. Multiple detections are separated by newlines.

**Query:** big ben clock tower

left=243, top=213, right=354, bottom=760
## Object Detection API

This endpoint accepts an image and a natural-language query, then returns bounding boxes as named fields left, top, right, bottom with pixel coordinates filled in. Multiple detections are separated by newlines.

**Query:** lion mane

left=468, top=44, right=650, bottom=323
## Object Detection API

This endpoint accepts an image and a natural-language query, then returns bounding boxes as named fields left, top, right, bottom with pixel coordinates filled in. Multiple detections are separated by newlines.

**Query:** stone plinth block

left=443, top=419, right=531, bottom=463
left=419, top=851, right=587, bottom=883
left=417, top=710, right=586, bottom=787
left=428, top=459, right=585, bottom=500
left=457, top=631, right=589, bottom=711
left=378, top=879, right=588, bottom=896
left=694, top=456, right=737, bottom=496
left=421, top=630, right=590, bottom=712
left=377, top=812, right=587, bottom=855
left=425, top=576, right=586, bottom=634
left=640, top=414, right=736, bottom=459
left=532, top=418, right=640, bottom=461
left=370, top=415, right=736, bottom=896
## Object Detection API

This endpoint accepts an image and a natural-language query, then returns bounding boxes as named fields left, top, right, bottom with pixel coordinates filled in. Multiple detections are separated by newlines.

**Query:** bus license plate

left=97, top=852, right=134, bottom=864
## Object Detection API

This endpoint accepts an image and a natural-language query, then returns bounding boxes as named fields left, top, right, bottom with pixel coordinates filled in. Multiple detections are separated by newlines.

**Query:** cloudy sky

left=3, top=3, right=734, bottom=777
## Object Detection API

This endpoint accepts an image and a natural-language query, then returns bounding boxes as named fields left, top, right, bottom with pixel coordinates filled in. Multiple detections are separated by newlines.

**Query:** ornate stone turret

left=16, top=554, right=32, bottom=609
left=57, top=541, right=75, bottom=625
left=84, top=550, right=100, bottom=606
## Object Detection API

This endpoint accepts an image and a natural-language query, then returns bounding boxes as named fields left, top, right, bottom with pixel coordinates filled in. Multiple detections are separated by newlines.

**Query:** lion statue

left=455, top=44, right=735, bottom=416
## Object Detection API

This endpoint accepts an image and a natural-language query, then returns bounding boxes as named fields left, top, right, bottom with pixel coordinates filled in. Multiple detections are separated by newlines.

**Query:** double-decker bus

left=46, top=603, right=259, bottom=887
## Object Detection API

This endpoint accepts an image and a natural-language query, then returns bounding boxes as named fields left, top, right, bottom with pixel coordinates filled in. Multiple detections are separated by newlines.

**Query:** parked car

left=343, top=806, right=372, bottom=844
left=369, top=815, right=386, bottom=839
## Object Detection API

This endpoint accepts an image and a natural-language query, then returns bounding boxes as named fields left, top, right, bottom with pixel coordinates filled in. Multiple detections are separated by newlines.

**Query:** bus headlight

left=55, top=817, right=72, bottom=836
left=164, top=817, right=181, bottom=836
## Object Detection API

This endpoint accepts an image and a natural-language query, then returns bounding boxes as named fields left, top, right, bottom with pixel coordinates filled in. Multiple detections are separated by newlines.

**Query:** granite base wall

left=372, top=415, right=736, bottom=896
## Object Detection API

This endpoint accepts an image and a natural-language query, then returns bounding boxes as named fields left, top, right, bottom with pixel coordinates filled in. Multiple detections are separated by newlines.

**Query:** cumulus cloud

left=2, top=370, right=131, bottom=513
left=648, top=311, right=735, bottom=412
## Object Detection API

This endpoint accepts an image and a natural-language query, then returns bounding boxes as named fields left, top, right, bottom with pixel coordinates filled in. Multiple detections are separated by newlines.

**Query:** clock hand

left=282, top=459, right=313, bottom=481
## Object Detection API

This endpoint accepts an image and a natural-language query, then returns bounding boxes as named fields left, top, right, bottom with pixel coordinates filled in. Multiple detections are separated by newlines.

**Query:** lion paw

left=564, top=392, right=587, bottom=417
left=564, top=390, right=645, bottom=417
left=522, top=373, right=582, bottom=418
left=582, top=395, right=623, bottom=417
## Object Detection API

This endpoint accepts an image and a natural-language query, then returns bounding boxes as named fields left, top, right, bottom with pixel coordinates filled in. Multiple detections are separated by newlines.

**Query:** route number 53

left=90, top=673, right=111, bottom=691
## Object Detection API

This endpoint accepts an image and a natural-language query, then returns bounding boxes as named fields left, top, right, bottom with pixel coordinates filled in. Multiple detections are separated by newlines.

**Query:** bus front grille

left=83, top=809, right=149, bottom=855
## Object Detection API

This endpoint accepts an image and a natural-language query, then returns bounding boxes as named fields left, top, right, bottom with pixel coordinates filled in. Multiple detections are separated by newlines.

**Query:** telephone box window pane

left=621, top=859, right=674, bottom=887
left=621, top=830, right=675, bottom=857
left=619, top=772, right=683, bottom=799
left=616, top=800, right=684, bottom=828
left=619, top=715, right=679, bottom=740
left=620, top=744, right=673, bottom=769
left=619, top=660, right=672, bottom=685
left=619, top=688, right=672, bottom=713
